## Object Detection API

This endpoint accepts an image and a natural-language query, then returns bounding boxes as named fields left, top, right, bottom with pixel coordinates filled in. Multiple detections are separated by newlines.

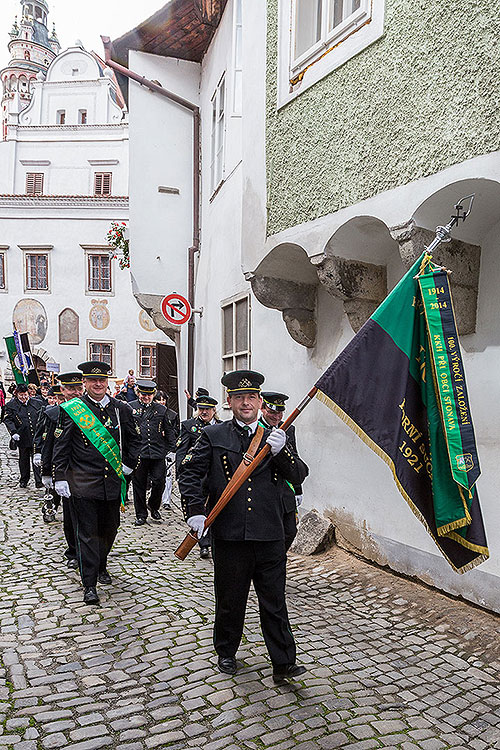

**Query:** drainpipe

left=101, top=36, right=200, bottom=406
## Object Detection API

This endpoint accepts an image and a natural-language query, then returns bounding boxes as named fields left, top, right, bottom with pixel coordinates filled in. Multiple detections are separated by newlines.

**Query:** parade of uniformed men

left=129, top=380, right=176, bottom=525
left=176, top=392, right=220, bottom=559
left=52, top=361, right=141, bottom=604
left=178, top=370, right=309, bottom=683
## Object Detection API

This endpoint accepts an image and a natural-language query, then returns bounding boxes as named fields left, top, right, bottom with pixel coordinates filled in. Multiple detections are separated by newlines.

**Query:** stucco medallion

left=12, top=298, right=48, bottom=344
left=89, top=299, right=110, bottom=330
left=139, top=309, right=157, bottom=332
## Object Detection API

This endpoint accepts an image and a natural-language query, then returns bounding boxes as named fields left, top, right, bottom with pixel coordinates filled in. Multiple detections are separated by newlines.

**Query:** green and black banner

left=315, top=252, right=488, bottom=573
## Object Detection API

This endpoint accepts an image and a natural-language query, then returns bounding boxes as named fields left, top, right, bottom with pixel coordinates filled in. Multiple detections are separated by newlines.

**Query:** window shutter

left=94, top=173, right=112, bottom=196
left=102, top=173, right=111, bottom=195
left=26, top=173, right=43, bottom=195
left=94, top=173, right=102, bottom=195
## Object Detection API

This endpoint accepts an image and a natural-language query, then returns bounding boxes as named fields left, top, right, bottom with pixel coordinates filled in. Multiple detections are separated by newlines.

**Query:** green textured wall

left=266, top=0, right=500, bottom=236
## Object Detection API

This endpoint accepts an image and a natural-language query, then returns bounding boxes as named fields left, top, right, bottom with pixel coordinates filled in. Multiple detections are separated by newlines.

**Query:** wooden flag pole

left=174, top=386, right=318, bottom=561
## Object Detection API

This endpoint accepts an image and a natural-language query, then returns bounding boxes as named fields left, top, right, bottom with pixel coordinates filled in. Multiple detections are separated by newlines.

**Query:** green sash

left=61, top=398, right=126, bottom=505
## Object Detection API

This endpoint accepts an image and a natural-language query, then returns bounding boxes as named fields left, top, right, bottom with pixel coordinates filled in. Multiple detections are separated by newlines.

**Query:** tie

left=243, top=425, right=251, bottom=436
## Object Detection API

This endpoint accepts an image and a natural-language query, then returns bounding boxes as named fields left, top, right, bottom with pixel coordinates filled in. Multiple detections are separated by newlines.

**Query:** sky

left=0, top=0, right=166, bottom=69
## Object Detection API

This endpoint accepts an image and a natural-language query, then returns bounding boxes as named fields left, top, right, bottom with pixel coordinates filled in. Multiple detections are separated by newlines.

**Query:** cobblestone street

left=0, top=425, right=499, bottom=750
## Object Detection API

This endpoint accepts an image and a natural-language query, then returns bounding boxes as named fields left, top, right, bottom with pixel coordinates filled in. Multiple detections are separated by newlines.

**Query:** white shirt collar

left=235, top=417, right=259, bottom=434
left=88, top=394, right=110, bottom=408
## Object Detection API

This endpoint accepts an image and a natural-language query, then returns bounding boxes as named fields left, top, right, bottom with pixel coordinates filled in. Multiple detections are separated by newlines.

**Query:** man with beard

left=52, top=361, right=141, bottom=604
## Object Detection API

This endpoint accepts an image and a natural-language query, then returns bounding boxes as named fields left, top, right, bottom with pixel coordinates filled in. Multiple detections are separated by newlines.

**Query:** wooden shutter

left=94, top=173, right=112, bottom=196
left=26, top=173, right=43, bottom=195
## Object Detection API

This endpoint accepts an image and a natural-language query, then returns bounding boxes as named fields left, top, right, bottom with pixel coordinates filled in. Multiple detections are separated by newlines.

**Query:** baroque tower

left=1, top=0, right=60, bottom=139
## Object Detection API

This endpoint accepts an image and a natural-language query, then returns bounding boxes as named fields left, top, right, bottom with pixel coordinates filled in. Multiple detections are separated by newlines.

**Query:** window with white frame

left=0, top=253, right=5, bottom=290
left=79, top=109, right=87, bottom=124
left=26, top=172, right=44, bottom=195
left=138, top=344, right=157, bottom=378
left=94, top=172, right=112, bottom=196
left=25, top=253, right=48, bottom=290
left=222, top=295, right=250, bottom=376
left=279, top=0, right=384, bottom=106
left=88, top=341, right=114, bottom=372
left=87, top=254, right=111, bottom=292
left=210, top=74, right=226, bottom=194
left=232, top=0, right=243, bottom=115
left=56, top=109, right=66, bottom=124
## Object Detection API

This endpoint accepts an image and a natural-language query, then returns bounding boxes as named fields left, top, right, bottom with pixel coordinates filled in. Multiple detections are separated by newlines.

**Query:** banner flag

left=315, top=252, right=488, bottom=573
left=10, top=330, right=40, bottom=386
left=4, top=336, right=27, bottom=384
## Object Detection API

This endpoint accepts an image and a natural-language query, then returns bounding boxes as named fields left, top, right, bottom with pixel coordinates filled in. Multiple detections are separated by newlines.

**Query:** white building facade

left=111, top=0, right=500, bottom=612
left=0, top=39, right=164, bottom=385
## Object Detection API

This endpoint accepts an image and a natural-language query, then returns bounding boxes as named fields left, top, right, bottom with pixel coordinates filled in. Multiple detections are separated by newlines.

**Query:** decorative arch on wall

left=58, top=307, right=79, bottom=345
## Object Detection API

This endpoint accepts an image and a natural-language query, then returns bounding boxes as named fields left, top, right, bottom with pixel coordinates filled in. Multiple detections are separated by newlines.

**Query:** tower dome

left=1, top=0, right=60, bottom=138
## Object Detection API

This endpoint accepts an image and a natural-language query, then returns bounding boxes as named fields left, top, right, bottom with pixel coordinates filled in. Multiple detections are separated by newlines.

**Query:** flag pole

left=415, top=194, right=475, bottom=277
left=174, top=385, right=318, bottom=561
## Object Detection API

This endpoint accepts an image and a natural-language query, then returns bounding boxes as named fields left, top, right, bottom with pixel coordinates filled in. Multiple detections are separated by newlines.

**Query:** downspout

left=101, top=36, right=200, bottom=406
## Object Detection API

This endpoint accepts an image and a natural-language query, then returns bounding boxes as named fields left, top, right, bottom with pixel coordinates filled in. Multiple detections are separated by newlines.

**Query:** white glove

left=54, top=480, right=71, bottom=498
left=33, top=453, right=42, bottom=467
left=12, top=434, right=20, bottom=441
left=42, top=476, right=53, bottom=489
left=266, top=428, right=286, bottom=455
left=187, top=515, right=208, bottom=539
left=295, top=494, right=303, bottom=507
left=122, top=464, right=133, bottom=476
left=167, top=452, right=176, bottom=462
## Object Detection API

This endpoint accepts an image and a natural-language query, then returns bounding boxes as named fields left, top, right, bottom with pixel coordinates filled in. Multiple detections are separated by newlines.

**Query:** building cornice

left=0, top=195, right=128, bottom=208
left=20, top=159, right=51, bottom=166
left=88, top=159, right=119, bottom=166
left=16, top=123, right=127, bottom=131
left=18, top=244, right=54, bottom=251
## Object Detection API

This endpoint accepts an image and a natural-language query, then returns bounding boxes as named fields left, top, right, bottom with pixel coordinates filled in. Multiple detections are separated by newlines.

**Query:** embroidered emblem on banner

left=79, top=413, right=96, bottom=429
left=456, top=453, right=474, bottom=472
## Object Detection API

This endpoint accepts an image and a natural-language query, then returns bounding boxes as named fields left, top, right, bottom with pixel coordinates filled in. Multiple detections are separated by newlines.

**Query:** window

left=138, top=344, right=157, bottom=378
left=222, top=295, right=250, bottom=375
left=26, top=172, right=44, bottom=195
left=24, top=50, right=30, bottom=61
left=79, top=109, right=87, bottom=124
left=26, top=253, right=48, bottom=290
left=232, top=0, right=242, bottom=114
left=0, top=253, right=5, bottom=290
left=210, top=75, right=226, bottom=194
left=94, top=172, right=112, bottom=196
left=88, top=254, right=111, bottom=292
left=56, top=110, right=66, bottom=124
left=278, top=0, right=384, bottom=106
left=89, top=341, right=114, bottom=372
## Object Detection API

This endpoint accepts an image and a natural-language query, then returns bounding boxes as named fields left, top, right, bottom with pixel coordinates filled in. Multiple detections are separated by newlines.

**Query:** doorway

left=156, top=343, right=179, bottom=414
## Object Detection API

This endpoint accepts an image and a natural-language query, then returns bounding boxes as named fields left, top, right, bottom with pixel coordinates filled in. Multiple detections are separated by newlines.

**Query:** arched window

left=24, top=50, right=30, bottom=60
left=18, top=75, right=28, bottom=93
left=59, top=308, right=79, bottom=345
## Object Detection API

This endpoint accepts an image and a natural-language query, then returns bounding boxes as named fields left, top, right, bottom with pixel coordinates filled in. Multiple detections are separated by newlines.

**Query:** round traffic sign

left=160, top=293, right=192, bottom=325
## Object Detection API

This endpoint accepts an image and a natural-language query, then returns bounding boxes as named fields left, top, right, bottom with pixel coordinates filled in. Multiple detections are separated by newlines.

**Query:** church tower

left=1, top=0, right=60, bottom=138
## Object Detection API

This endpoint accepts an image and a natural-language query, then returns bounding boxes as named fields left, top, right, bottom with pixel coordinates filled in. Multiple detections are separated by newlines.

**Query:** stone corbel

left=133, top=292, right=179, bottom=342
left=312, top=256, right=387, bottom=332
left=249, top=275, right=317, bottom=348
left=390, top=221, right=481, bottom=335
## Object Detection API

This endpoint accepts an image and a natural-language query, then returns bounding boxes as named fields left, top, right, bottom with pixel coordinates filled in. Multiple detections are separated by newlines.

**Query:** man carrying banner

left=178, top=370, right=309, bottom=682
left=4, top=383, right=43, bottom=488
left=52, top=361, right=141, bottom=604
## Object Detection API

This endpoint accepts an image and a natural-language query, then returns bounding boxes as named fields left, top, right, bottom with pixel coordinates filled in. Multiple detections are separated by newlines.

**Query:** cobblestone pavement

left=1, top=426, right=499, bottom=750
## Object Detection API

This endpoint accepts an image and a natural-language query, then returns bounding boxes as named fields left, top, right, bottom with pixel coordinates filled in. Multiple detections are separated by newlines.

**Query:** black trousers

left=132, top=458, right=166, bottom=519
left=212, top=539, right=296, bottom=668
left=70, top=496, right=121, bottom=588
left=284, top=510, right=297, bottom=551
left=62, top=498, right=77, bottom=560
left=18, top=447, right=41, bottom=485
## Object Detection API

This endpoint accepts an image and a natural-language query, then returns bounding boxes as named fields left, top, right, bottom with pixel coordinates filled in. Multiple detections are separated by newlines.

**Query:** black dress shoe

left=19, top=482, right=28, bottom=488
left=35, top=483, right=43, bottom=489
left=150, top=509, right=162, bottom=522
left=83, top=587, right=99, bottom=605
left=134, top=517, right=146, bottom=526
left=272, top=664, right=307, bottom=684
left=97, top=570, right=112, bottom=585
left=217, top=656, right=237, bottom=675
left=199, top=547, right=210, bottom=559
left=66, top=558, right=79, bottom=569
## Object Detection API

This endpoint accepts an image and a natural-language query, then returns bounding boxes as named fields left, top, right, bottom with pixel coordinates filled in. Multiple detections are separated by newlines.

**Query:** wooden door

left=156, top=343, right=179, bottom=413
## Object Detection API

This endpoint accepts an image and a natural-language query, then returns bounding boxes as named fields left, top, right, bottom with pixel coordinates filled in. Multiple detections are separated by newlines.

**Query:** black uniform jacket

left=128, top=399, right=176, bottom=459
left=39, top=404, right=61, bottom=477
left=178, top=419, right=309, bottom=542
left=52, top=394, right=141, bottom=501
left=261, top=420, right=303, bottom=509
left=4, top=397, right=43, bottom=449
left=175, top=416, right=220, bottom=474
left=167, top=408, right=180, bottom=438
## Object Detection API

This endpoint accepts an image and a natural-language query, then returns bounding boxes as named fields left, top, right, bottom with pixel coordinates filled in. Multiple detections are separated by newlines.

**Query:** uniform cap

left=261, top=391, right=289, bottom=412
left=57, top=371, right=83, bottom=386
left=196, top=395, right=218, bottom=408
left=15, top=383, right=29, bottom=393
left=221, top=369, right=265, bottom=395
left=136, top=380, right=157, bottom=394
left=48, top=385, right=63, bottom=397
left=78, top=361, right=111, bottom=378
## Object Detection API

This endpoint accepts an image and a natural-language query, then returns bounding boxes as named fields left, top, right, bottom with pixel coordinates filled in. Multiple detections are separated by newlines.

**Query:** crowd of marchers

left=1, top=364, right=310, bottom=685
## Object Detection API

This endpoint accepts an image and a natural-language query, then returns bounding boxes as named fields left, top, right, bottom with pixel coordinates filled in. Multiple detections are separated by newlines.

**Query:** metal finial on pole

left=425, top=194, right=475, bottom=256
